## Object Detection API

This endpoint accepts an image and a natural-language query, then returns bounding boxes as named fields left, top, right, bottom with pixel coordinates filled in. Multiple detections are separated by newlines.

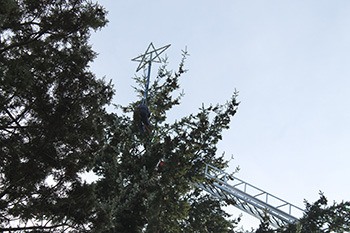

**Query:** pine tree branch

left=0, top=29, right=47, bottom=54
left=0, top=223, right=68, bottom=232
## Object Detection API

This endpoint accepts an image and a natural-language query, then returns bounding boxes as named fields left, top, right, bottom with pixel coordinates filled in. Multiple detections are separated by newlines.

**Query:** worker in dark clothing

left=133, top=103, right=151, bottom=134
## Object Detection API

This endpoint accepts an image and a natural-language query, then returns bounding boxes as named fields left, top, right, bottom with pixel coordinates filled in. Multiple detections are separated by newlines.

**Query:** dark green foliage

left=0, top=0, right=112, bottom=231
left=289, top=193, right=350, bottom=233
left=256, top=193, right=350, bottom=233
left=92, top=53, right=240, bottom=232
left=255, top=214, right=274, bottom=233
left=3, top=0, right=349, bottom=231
left=183, top=194, right=237, bottom=232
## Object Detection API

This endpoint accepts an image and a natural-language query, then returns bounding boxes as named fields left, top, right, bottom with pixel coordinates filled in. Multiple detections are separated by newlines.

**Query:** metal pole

left=143, top=58, right=152, bottom=104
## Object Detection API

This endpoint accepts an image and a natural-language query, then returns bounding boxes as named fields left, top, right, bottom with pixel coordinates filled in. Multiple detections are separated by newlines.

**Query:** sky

left=89, top=0, right=350, bottom=229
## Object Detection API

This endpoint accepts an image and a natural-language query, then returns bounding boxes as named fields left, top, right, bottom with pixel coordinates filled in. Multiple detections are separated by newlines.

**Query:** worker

left=134, top=102, right=151, bottom=134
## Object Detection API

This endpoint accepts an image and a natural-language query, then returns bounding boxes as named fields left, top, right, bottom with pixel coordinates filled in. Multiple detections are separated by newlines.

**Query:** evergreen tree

left=254, top=193, right=350, bottom=233
left=0, top=0, right=113, bottom=231
left=280, top=193, right=350, bottom=233
left=255, top=214, right=274, bottom=233
left=92, top=53, right=240, bottom=232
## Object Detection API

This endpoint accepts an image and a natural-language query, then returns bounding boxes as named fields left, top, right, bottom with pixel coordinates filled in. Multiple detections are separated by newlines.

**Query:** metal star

left=132, top=42, right=171, bottom=72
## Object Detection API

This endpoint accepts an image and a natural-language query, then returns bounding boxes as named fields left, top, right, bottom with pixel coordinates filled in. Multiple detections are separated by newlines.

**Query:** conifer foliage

left=93, top=53, right=240, bottom=232
left=1, top=0, right=112, bottom=231
left=3, top=1, right=349, bottom=233
left=277, top=193, right=350, bottom=233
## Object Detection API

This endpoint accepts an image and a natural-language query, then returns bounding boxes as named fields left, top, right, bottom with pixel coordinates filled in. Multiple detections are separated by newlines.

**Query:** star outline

left=132, top=43, right=171, bottom=72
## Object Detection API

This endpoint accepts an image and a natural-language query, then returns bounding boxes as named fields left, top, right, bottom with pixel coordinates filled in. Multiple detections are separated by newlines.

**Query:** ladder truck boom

left=196, top=164, right=305, bottom=228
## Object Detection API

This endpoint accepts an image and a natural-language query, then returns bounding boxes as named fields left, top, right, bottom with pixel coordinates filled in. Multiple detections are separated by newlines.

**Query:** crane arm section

left=196, top=164, right=304, bottom=228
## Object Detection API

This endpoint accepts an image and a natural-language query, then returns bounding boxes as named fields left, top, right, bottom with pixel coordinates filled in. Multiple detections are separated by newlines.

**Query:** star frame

left=132, top=42, right=171, bottom=72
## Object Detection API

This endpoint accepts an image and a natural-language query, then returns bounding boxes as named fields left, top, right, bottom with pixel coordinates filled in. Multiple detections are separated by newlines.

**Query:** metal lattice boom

left=196, top=164, right=304, bottom=228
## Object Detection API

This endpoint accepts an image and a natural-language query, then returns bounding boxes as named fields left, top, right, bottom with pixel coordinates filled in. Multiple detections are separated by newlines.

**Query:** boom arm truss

left=196, top=164, right=304, bottom=228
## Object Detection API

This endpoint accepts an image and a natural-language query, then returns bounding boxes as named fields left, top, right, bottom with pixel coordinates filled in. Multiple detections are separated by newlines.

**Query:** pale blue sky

left=90, top=0, right=350, bottom=228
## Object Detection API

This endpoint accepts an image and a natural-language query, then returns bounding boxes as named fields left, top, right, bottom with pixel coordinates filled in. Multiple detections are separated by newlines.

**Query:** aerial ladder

left=196, top=164, right=305, bottom=228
